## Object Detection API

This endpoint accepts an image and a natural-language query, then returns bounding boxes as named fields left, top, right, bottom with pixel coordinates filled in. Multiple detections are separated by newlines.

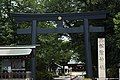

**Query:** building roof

left=0, top=46, right=35, bottom=56
left=0, top=45, right=36, bottom=49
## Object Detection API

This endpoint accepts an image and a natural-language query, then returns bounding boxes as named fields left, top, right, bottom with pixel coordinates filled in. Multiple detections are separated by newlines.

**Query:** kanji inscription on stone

left=98, top=38, right=106, bottom=79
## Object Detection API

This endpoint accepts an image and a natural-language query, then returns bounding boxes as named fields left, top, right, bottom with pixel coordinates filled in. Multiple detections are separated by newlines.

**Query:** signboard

left=98, top=38, right=106, bottom=79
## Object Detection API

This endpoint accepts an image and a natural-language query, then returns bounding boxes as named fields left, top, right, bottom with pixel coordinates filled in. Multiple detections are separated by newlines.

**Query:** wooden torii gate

left=11, top=11, right=107, bottom=80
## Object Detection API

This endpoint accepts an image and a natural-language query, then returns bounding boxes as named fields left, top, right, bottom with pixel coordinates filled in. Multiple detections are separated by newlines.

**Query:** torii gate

left=11, top=11, right=107, bottom=80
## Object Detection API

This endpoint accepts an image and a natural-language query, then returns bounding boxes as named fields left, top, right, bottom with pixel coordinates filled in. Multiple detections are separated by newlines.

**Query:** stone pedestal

left=97, top=78, right=106, bottom=80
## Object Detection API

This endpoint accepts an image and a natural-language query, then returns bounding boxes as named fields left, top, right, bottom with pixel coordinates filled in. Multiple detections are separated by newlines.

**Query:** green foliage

left=44, top=0, right=82, bottom=13
left=36, top=34, right=73, bottom=65
left=103, top=12, right=120, bottom=77
left=36, top=71, right=53, bottom=80
left=107, top=66, right=119, bottom=78
left=113, top=12, right=120, bottom=48
left=11, top=0, right=45, bottom=13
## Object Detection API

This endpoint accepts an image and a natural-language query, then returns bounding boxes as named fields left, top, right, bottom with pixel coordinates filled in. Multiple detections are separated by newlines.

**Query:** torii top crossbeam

left=11, top=11, right=107, bottom=34
left=11, top=11, right=107, bottom=22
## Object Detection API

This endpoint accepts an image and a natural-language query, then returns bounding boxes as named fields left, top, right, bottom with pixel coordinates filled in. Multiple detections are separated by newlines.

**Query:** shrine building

left=0, top=46, right=35, bottom=79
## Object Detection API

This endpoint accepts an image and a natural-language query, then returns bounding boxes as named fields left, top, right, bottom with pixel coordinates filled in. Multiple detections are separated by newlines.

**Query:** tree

left=43, top=0, right=120, bottom=78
